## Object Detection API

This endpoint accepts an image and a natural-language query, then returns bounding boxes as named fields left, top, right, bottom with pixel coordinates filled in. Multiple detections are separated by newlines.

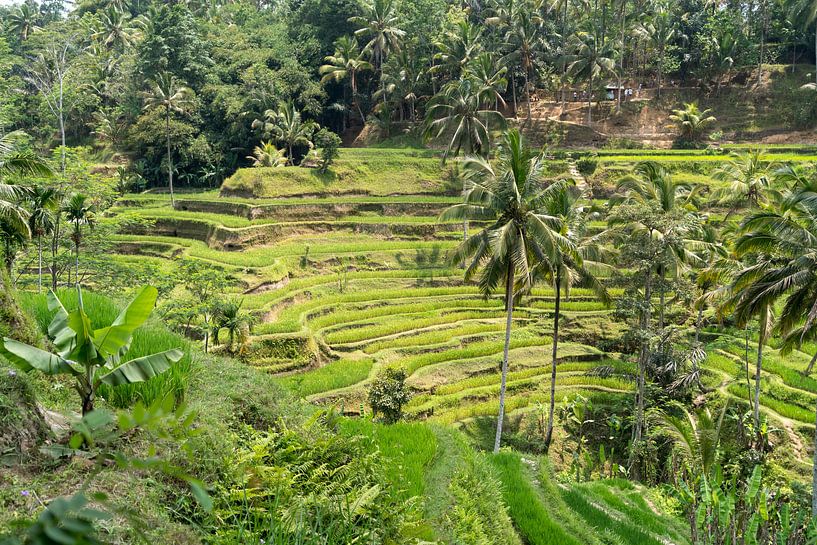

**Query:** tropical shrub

left=368, top=366, right=411, bottom=424
left=209, top=414, right=419, bottom=544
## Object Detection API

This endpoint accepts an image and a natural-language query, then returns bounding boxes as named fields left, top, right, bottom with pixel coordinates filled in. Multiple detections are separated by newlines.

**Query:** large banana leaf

left=66, top=307, right=99, bottom=364
left=0, top=338, right=77, bottom=376
left=98, top=349, right=183, bottom=386
left=47, top=290, right=76, bottom=358
left=93, top=286, right=158, bottom=361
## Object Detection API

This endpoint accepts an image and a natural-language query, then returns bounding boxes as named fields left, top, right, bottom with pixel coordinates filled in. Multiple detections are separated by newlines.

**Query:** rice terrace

left=3, top=1, right=817, bottom=544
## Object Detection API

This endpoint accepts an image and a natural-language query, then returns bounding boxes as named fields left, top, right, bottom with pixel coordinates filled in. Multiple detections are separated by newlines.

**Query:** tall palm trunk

left=587, top=71, right=593, bottom=125
left=754, top=308, right=767, bottom=431
left=629, top=266, right=651, bottom=479
left=560, top=0, right=568, bottom=115
left=510, top=73, right=518, bottom=120
left=494, top=260, right=515, bottom=454
left=805, top=351, right=817, bottom=375
left=544, top=268, right=561, bottom=452
left=524, top=64, right=532, bottom=125
left=37, top=235, right=43, bottom=293
left=812, top=402, right=817, bottom=516
left=616, top=0, right=626, bottom=112
left=51, top=212, right=61, bottom=290
left=166, top=107, right=175, bottom=209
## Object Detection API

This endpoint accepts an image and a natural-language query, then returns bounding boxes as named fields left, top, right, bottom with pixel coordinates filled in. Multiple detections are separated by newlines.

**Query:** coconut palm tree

left=432, top=19, right=484, bottom=82
left=712, top=150, right=777, bottom=212
left=253, top=102, right=316, bottom=166
left=635, top=8, right=681, bottom=98
left=567, top=28, right=616, bottom=125
left=531, top=183, right=612, bottom=453
left=1, top=132, right=51, bottom=238
left=143, top=72, right=194, bottom=209
left=466, top=52, right=508, bottom=112
left=7, top=3, right=40, bottom=41
left=669, top=103, right=716, bottom=145
left=91, top=6, right=141, bottom=51
left=63, top=193, right=93, bottom=287
left=440, top=129, right=570, bottom=453
left=504, top=4, right=542, bottom=124
left=26, top=186, right=59, bottom=293
left=319, top=36, right=373, bottom=123
left=214, top=299, right=255, bottom=354
left=247, top=141, right=286, bottom=168
left=425, top=78, right=506, bottom=162
left=348, top=0, right=405, bottom=102
left=788, top=0, right=817, bottom=85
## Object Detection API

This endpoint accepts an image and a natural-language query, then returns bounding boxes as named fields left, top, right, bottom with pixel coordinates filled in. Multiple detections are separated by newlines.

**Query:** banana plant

left=0, top=286, right=182, bottom=415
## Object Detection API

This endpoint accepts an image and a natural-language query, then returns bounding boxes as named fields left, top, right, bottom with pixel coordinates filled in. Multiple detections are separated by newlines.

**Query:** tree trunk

left=658, top=48, right=663, bottom=99
left=587, top=72, right=593, bottom=125
left=560, top=0, right=568, bottom=115
left=694, top=305, right=703, bottom=344
left=510, top=73, right=518, bottom=120
left=806, top=351, right=817, bottom=375
left=50, top=213, right=61, bottom=291
left=166, top=108, right=175, bottom=209
left=616, top=0, right=626, bottom=112
left=74, top=239, right=79, bottom=287
left=82, top=392, right=94, bottom=416
left=493, top=260, right=515, bottom=454
left=754, top=309, right=767, bottom=431
left=812, top=399, right=817, bottom=516
left=37, top=235, right=43, bottom=293
left=629, top=267, right=651, bottom=479
left=544, top=269, right=561, bottom=453
left=524, top=66, right=532, bottom=125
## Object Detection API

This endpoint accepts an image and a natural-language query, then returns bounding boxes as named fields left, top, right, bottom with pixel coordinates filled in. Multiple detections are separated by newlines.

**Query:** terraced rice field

left=107, top=148, right=817, bottom=457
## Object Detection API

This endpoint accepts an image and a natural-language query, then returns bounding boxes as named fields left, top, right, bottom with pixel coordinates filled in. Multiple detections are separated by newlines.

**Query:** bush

left=314, top=128, right=342, bottom=172
left=368, top=366, right=411, bottom=424
left=576, top=157, right=598, bottom=177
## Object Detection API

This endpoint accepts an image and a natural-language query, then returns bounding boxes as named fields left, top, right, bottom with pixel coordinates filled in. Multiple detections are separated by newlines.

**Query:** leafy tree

left=367, top=366, right=411, bottom=423
left=789, top=0, right=817, bottom=84
left=142, top=72, right=194, bottom=208
left=0, top=286, right=183, bottom=415
left=136, top=2, right=211, bottom=88
left=669, top=102, right=716, bottom=146
left=441, top=129, right=567, bottom=453
left=314, top=128, right=342, bottom=172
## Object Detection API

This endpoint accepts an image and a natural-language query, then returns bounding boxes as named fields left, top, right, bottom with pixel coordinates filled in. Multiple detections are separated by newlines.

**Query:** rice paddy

left=102, top=147, right=817, bottom=459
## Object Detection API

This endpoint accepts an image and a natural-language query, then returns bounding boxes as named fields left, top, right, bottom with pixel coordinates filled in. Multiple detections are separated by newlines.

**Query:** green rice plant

left=339, top=419, right=437, bottom=500
left=364, top=322, right=504, bottom=354
left=489, top=452, right=582, bottom=545
left=279, top=359, right=373, bottom=397
left=727, top=383, right=813, bottom=423
left=582, top=481, right=689, bottom=543
left=323, top=311, right=516, bottom=345
left=560, top=486, right=667, bottom=545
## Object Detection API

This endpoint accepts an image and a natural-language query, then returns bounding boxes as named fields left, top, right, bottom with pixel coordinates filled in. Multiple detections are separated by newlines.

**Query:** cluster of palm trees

left=320, top=0, right=817, bottom=140
left=0, top=132, right=95, bottom=290
left=445, top=133, right=817, bottom=493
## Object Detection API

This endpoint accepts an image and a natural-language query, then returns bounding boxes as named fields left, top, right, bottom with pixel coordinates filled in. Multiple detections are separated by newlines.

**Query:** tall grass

left=489, top=453, right=582, bottom=545
left=279, top=359, right=373, bottom=397
left=19, top=289, right=193, bottom=408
